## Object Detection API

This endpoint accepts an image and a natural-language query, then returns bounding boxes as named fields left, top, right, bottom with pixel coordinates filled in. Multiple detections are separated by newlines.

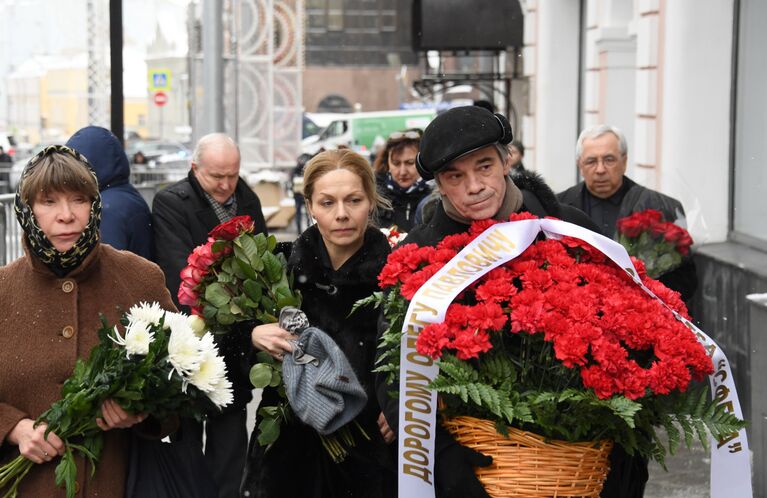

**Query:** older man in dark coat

left=558, top=124, right=697, bottom=303
left=152, top=133, right=267, bottom=498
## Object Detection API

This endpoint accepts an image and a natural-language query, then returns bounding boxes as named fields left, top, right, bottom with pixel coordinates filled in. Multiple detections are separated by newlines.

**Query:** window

left=327, top=0, right=344, bottom=31
left=380, top=9, right=397, bottom=32
left=732, top=0, right=767, bottom=247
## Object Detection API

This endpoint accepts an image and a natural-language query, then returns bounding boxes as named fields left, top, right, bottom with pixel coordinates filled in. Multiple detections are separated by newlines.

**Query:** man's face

left=578, top=133, right=627, bottom=199
left=436, top=145, right=511, bottom=221
left=192, top=145, right=241, bottom=204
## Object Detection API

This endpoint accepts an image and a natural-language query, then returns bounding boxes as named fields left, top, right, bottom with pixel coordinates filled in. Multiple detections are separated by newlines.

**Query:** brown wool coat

left=0, top=243, right=176, bottom=497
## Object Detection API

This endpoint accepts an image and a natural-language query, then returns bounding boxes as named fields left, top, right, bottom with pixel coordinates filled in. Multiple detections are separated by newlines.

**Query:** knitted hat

left=416, top=106, right=513, bottom=180
left=279, top=308, right=367, bottom=435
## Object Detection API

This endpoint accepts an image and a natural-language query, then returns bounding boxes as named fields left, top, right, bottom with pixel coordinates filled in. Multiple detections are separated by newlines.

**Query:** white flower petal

left=123, top=320, right=154, bottom=356
left=167, top=321, right=203, bottom=376
left=127, top=301, right=165, bottom=326
left=189, top=349, right=228, bottom=393
left=207, top=377, right=234, bottom=408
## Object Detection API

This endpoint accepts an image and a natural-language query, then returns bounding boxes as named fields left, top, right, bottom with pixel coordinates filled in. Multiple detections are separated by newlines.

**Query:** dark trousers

left=184, top=409, right=249, bottom=498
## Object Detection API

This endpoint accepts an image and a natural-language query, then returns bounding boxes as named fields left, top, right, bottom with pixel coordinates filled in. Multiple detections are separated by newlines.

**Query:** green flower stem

left=0, top=456, right=33, bottom=498
left=0, top=414, right=102, bottom=498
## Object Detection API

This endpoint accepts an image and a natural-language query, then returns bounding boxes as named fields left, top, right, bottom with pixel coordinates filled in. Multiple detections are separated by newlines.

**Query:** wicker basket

left=443, top=416, right=613, bottom=498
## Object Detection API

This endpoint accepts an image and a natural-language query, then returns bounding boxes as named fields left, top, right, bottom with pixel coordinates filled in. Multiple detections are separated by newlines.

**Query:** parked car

left=127, top=140, right=191, bottom=167
left=0, top=133, right=17, bottom=158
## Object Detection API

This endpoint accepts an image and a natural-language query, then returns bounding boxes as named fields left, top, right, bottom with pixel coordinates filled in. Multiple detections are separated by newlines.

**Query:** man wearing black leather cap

left=375, top=105, right=599, bottom=498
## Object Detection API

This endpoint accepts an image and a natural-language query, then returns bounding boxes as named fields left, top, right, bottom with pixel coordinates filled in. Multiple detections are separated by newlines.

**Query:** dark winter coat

left=152, top=171, right=268, bottom=411
left=66, top=126, right=154, bottom=260
left=242, top=225, right=395, bottom=498
left=558, top=176, right=686, bottom=238
left=0, top=243, right=175, bottom=497
left=376, top=173, right=432, bottom=232
left=558, top=176, right=698, bottom=302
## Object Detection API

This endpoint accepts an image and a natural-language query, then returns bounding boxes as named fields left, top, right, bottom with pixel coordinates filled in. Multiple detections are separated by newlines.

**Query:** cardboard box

left=252, top=181, right=282, bottom=207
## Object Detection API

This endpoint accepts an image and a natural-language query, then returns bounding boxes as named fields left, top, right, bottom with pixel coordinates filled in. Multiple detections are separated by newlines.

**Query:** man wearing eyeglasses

left=559, top=125, right=696, bottom=498
left=559, top=124, right=686, bottom=239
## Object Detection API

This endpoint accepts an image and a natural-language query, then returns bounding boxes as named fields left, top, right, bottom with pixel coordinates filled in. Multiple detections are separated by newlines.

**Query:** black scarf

left=14, top=145, right=102, bottom=277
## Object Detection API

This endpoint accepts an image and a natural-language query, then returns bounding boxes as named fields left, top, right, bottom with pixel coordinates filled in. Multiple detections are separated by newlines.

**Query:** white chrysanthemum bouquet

left=0, top=302, right=233, bottom=498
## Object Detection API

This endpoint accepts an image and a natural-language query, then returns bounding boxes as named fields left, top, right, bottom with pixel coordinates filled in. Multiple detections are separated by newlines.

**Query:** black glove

left=435, top=443, right=493, bottom=498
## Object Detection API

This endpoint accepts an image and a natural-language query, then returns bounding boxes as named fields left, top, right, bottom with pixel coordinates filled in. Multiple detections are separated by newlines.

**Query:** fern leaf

left=604, top=396, right=641, bottom=429
left=660, top=415, right=681, bottom=455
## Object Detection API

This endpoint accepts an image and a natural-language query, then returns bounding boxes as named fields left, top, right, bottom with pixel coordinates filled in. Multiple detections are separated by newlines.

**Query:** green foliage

left=199, top=232, right=302, bottom=332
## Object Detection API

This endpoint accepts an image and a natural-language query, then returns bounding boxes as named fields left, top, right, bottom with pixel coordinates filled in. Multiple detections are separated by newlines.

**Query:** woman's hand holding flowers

left=251, top=323, right=297, bottom=361
left=7, top=419, right=65, bottom=464
left=95, top=399, right=147, bottom=431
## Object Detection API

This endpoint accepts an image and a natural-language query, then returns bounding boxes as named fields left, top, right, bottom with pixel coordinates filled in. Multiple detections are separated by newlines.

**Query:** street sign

left=153, top=91, right=169, bottom=107
left=148, top=69, right=172, bottom=91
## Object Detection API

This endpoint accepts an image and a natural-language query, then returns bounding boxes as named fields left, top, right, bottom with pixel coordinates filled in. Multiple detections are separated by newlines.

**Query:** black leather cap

left=416, top=106, right=513, bottom=180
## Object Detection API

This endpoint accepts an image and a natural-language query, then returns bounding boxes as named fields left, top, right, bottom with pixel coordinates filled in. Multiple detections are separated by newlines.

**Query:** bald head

left=193, top=133, right=240, bottom=165
left=191, top=133, right=241, bottom=204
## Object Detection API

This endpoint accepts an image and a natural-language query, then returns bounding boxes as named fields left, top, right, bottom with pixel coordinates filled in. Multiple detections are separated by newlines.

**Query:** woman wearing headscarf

left=0, top=146, right=175, bottom=496
left=373, top=130, right=431, bottom=232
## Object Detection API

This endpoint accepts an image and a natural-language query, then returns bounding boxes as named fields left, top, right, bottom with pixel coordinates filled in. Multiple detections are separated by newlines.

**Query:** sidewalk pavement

left=645, top=442, right=710, bottom=498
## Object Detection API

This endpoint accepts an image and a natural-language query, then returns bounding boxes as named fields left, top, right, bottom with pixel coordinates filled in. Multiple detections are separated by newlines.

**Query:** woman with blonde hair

left=242, top=149, right=395, bottom=498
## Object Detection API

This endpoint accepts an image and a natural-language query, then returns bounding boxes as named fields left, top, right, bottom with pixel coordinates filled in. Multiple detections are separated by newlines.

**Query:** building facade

left=523, top=1, right=766, bottom=492
left=303, top=0, right=420, bottom=112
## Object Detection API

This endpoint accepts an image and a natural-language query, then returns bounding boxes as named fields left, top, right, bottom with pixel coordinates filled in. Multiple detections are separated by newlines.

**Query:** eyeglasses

left=388, top=130, right=421, bottom=140
left=581, top=155, right=623, bottom=170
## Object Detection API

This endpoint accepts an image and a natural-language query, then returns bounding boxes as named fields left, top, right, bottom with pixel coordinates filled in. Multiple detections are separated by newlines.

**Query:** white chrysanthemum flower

left=189, top=347, right=228, bottom=393
left=110, top=325, right=128, bottom=347
left=163, top=312, right=191, bottom=331
left=127, top=301, right=165, bottom=326
left=187, top=314, right=208, bottom=337
left=207, top=377, right=234, bottom=408
left=122, top=320, right=154, bottom=356
left=167, top=320, right=203, bottom=376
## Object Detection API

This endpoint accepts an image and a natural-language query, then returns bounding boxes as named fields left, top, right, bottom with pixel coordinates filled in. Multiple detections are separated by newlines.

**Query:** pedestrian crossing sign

left=148, top=69, right=171, bottom=91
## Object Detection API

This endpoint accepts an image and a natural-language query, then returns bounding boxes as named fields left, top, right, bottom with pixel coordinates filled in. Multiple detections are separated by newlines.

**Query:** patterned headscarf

left=14, top=145, right=102, bottom=276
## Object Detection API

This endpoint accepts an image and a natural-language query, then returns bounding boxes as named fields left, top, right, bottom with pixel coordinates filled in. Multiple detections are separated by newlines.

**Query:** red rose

left=209, top=215, right=255, bottom=240
left=188, top=242, right=218, bottom=270
left=177, top=282, right=200, bottom=307
left=180, top=265, right=207, bottom=287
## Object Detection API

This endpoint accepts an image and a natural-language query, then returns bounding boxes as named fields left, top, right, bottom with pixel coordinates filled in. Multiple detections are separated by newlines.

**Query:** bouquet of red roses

left=178, top=215, right=301, bottom=326
left=616, top=209, right=693, bottom=279
left=371, top=213, right=743, bottom=464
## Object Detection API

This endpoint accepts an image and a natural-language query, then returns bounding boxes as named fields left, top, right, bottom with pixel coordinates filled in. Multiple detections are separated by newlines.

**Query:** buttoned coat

left=0, top=243, right=175, bottom=497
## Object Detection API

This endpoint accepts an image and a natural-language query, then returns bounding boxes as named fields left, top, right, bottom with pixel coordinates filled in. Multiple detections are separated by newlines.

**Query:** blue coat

left=66, top=126, right=154, bottom=260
